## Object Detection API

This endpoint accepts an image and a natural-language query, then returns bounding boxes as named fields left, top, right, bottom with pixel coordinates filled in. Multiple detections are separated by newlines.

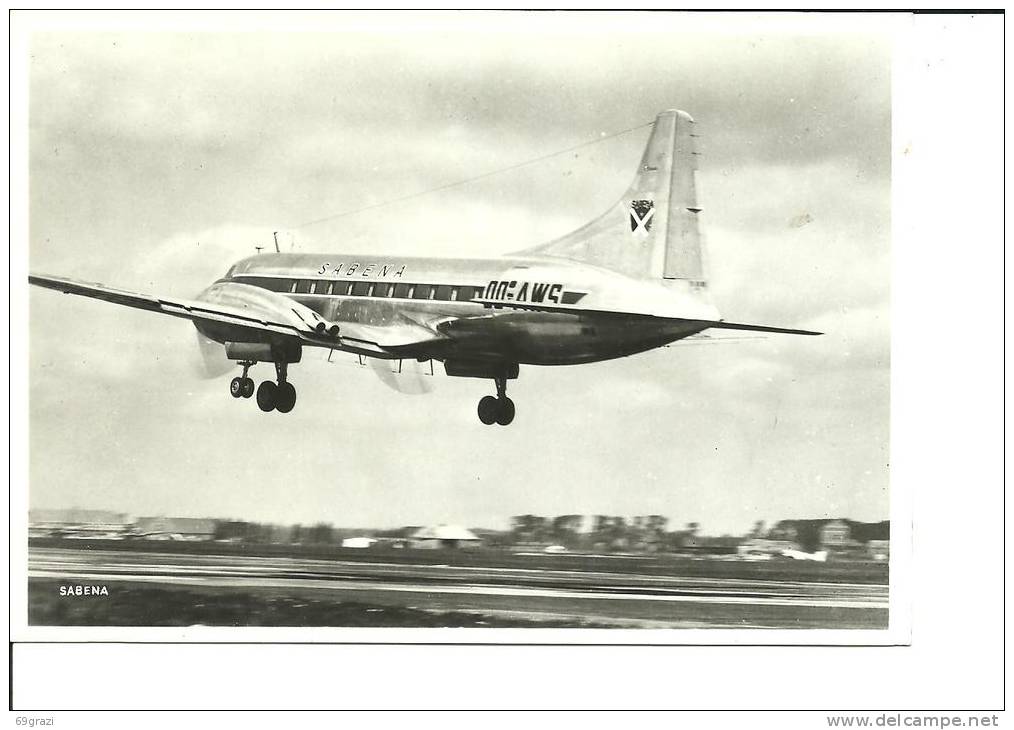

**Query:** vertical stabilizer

left=518, top=109, right=705, bottom=284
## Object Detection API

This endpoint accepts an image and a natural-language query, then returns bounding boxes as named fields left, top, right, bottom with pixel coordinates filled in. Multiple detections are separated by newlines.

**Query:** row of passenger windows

left=238, top=276, right=481, bottom=302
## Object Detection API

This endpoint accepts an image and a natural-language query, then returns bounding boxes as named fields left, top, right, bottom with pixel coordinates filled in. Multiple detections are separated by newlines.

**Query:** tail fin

left=519, top=109, right=705, bottom=284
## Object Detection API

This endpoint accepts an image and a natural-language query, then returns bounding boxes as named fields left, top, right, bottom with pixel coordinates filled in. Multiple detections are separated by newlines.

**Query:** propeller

left=367, top=356, right=435, bottom=395
left=190, top=330, right=233, bottom=379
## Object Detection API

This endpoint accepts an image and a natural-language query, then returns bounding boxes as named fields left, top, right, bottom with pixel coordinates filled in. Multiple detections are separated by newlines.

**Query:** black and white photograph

left=23, top=14, right=892, bottom=633
left=9, top=7, right=1004, bottom=717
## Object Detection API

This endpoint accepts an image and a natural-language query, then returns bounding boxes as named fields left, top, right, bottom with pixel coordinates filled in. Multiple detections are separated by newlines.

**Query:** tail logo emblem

left=629, top=200, right=655, bottom=234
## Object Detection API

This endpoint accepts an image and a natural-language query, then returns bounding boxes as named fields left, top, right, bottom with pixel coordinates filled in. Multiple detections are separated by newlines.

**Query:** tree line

left=507, top=514, right=703, bottom=552
left=212, top=520, right=339, bottom=545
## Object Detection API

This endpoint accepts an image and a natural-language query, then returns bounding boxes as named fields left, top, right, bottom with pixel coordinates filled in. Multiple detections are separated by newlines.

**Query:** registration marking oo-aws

left=482, top=280, right=587, bottom=307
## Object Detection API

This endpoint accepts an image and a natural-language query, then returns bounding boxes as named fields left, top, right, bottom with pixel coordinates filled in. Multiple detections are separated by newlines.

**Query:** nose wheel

left=477, top=376, right=515, bottom=426
left=230, top=362, right=255, bottom=399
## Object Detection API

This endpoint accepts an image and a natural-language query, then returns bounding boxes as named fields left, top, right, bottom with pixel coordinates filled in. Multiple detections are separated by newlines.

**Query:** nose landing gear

left=230, top=361, right=255, bottom=399
left=477, top=375, right=515, bottom=426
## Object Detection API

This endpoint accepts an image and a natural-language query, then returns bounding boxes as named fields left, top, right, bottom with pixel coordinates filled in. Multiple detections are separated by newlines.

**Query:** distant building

left=409, top=525, right=482, bottom=549
left=768, top=523, right=799, bottom=542
left=341, top=537, right=377, bottom=549
left=29, top=508, right=132, bottom=539
left=819, top=520, right=852, bottom=548
left=738, top=538, right=800, bottom=557
left=133, top=517, right=216, bottom=541
left=867, top=539, right=890, bottom=561
left=769, top=518, right=889, bottom=558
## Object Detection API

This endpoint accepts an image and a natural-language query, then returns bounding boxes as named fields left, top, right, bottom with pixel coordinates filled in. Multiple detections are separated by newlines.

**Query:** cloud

left=25, top=25, right=892, bottom=534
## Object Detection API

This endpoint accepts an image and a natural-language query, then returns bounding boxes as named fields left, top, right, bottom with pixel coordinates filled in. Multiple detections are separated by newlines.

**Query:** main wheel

left=241, top=377, right=255, bottom=398
left=495, top=397, right=515, bottom=426
left=256, top=380, right=277, bottom=412
left=275, top=382, right=297, bottom=414
left=477, top=395, right=499, bottom=425
left=230, top=377, right=244, bottom=398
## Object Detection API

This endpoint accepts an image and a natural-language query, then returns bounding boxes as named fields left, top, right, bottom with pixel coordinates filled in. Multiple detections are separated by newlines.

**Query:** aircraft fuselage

left=205, top=251, right=719, bottom=366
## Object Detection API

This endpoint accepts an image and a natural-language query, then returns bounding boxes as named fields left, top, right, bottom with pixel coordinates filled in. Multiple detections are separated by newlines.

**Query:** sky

left=25, top=14, right=892, bottom=535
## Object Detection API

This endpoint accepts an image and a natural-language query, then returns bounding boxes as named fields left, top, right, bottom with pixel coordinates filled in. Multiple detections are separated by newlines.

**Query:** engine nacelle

left=224, top=341, right=302, bottom=363
left=443, top=360, right=519, bottom=380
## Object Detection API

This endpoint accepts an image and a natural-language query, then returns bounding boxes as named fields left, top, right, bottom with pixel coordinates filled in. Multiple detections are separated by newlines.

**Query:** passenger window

left=334, top=281, right=351, bottom=296
left=351, top=281, right=371, bottom=296
left=322, top=281, right=335, bottom=295
left=373, top=282, right=391, bottom=298
left=296, top=280, right=312, bottom=294
left=288, top=280, right=298, bottom=293
left=413, top=284, right=433, bottom=300
left=434, top=285, right=453, bottom=301
left=457, top=286, right=476, bottom=301
left=393, top=283, right=412, bottom=298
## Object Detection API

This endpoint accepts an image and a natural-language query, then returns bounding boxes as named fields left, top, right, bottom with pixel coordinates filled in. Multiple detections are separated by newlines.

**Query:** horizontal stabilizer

left=692, top=319, right=822, bottom=336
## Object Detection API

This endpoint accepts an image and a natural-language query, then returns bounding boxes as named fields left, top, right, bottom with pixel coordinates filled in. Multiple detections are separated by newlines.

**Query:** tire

left=477, top=395, right=499, bottom=425
left=495, top=397, right=515, bottom=426
left=241, top=377, right=255, bottom=398
left=275, top=382, right=297, bottom=414
left=230, top=377, right=244, bottom=398
left=256, top=381, right=277, bottom=412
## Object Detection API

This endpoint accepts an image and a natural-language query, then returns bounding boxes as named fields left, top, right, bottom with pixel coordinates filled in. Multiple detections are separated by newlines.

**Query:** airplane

left=29, top=109, right=820, bottom=426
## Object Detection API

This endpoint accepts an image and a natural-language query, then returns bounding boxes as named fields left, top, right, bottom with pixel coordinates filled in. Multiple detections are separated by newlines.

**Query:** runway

left=28, top=546, right=888, bottom=628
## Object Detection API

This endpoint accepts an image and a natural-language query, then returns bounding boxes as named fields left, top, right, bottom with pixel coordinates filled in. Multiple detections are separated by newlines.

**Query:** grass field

left=28, top=579, right=614, bottom=627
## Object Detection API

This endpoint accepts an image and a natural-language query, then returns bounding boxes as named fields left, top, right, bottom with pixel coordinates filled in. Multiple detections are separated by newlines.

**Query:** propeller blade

left=190, top=330, right=233, bottom=379
left=367, top=357, right=434, bottom=395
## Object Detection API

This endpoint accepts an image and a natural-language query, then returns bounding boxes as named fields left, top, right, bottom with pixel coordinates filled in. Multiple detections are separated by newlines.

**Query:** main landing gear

left=229, top=361, right=297, bottom=414
left=477, top=375, right=515, bottom=426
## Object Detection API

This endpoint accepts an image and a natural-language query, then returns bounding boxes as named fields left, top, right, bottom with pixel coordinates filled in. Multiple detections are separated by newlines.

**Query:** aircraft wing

left=28, top=273, right=444, bottom=355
